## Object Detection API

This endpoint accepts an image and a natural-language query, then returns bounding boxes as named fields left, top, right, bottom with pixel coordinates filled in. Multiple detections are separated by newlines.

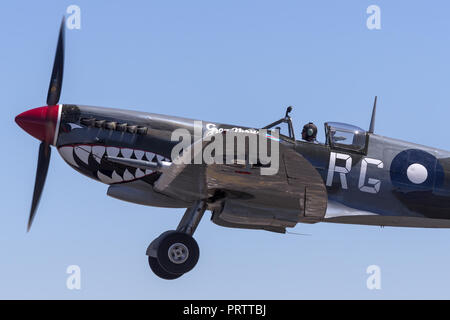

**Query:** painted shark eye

left=137, top=126, right=148, bottom=135
left=116, top=123, right=127, bottom=132
left=80, top=118, right=95, bottom=127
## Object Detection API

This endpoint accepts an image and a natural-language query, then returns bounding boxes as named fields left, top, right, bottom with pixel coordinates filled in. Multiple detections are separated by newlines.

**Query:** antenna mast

left=368, top=96, right=377, bottom=133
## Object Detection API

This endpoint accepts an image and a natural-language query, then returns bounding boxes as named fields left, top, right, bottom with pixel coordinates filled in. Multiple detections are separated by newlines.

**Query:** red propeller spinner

left=15, top=105, right=60, bottom=145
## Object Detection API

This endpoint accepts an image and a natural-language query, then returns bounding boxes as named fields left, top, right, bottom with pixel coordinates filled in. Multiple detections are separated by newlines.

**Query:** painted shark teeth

left=135, top=168, right=145, bottom=178
left=97, top=171, right=113, bottom=184
left=58, top=146, right=78, bottom=167
left=74, top=145, right=91, bottom=165
left=145, top=152, right=155, bottom=161
left=134, top=150, right=144, bottom=159
left=111, top=170, right=123, bottom=182
left=121, top=148, right=133, bottom=158
left=92, top=146, right=106, bottom=163
left=58, top=144, right=171, bottom=185
left=123, top=169, right=135, bottom=181
left=97, top=170, right=123, bottom=184
left=107, top=147, right=120, bottom=157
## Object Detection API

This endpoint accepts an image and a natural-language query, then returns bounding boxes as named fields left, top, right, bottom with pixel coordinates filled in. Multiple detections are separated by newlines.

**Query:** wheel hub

left=168, top=243, right=189, bottom=264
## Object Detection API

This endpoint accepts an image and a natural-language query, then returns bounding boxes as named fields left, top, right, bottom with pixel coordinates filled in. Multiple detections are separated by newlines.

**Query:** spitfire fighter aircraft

left=15, top=19, right=450, bottom=279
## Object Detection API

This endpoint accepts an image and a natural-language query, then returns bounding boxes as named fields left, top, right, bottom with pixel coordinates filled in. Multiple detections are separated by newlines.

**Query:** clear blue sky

left=2, top=0, right=450, bottom=299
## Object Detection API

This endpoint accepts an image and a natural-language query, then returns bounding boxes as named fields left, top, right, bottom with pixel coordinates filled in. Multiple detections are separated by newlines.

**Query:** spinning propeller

left=15, top=18, right=66, bottom=231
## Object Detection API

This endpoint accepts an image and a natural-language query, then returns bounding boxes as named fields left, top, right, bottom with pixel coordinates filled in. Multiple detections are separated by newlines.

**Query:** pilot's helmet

left=302, top=122, right=317, bottom=142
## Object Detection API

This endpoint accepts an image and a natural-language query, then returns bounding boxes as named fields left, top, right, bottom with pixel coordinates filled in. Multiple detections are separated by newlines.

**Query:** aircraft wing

left=153, top=132, right=327, bottom=232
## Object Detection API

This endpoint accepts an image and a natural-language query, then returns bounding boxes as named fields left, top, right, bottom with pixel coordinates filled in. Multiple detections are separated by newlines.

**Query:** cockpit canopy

left=325, top=122, right=367, bottom=153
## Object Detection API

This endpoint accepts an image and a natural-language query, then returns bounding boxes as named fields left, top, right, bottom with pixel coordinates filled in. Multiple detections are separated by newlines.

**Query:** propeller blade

left=46, top=17, right=65, bottom=106
left=27, top=142, right=51, bottom=232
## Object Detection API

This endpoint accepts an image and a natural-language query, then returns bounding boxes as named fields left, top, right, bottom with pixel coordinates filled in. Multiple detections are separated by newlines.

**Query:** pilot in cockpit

left=301, top=122, right=318, bottom=143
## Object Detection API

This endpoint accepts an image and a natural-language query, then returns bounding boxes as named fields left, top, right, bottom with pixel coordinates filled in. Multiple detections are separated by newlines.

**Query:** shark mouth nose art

left=57, top=144, right=171, bottom=184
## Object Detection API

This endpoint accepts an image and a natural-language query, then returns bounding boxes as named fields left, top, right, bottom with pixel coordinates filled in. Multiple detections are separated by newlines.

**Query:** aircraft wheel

left=148, top=256, right=182, bottom=280
left=156, top=231, right=199, bottom=275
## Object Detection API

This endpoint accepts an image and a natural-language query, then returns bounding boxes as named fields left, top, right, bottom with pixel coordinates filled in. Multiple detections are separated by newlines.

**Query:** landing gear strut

left=146, top=200, right=206, bottom=279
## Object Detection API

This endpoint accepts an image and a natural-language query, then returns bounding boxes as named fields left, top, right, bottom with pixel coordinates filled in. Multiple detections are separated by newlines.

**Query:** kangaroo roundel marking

left=390, top=149, right=444, bottom=190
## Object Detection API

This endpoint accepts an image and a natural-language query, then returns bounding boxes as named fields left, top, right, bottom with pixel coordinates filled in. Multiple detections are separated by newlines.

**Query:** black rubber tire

left=148, top=256, right=182, bottom=280
left=156, top=232, right=200, bottom=275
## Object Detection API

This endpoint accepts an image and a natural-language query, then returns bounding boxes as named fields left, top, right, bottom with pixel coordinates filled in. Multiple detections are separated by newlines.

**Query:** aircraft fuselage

left=55, top=104, right=450, bottom=228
